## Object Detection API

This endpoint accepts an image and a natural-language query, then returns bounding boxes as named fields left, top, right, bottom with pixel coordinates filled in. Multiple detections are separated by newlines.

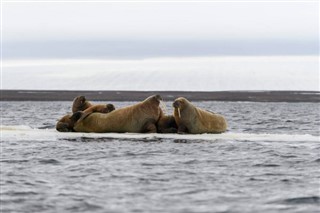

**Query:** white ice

left=1, top=125, right=319, bottom=143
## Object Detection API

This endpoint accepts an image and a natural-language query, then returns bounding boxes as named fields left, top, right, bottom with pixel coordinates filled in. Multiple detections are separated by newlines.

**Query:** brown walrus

left=172, top=97, right=227, bottom=134
left=72, top=96, right=93, bottom=113
left=72, top=95, right=163, bottom=133
left=156, top=114, right=177, bottom=133
left=56, top=103, right=116, bottom=132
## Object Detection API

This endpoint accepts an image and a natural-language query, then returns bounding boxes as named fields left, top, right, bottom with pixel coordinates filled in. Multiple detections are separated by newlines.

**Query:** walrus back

left=194, top=108, right=227, bottom=133
left=73, top=109, right=137, bottom=133
left=73, top=102, right=160, bottom=133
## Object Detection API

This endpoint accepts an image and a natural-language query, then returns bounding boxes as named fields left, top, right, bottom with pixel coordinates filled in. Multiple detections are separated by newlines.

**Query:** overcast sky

left=2, top=1, right=319, bottom=91
left=2, top=1, right=319, bottom=58
left=3, top=1, right=318, bottom=41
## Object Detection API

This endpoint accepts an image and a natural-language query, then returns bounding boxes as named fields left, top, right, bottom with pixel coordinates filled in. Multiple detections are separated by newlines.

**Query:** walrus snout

left=56, top=122, right=73, bottom=132
left=78, top=96, right=86, bottom=104
left=173, top=100, right=180, bottom=108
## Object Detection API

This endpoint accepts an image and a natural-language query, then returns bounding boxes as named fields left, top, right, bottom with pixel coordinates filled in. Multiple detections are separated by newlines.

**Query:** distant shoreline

left=1, top=90, right=319, bottom=102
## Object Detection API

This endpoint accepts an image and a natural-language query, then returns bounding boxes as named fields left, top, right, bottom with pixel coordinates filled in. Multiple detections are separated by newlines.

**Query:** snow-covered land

left=2, top=56, right=319, bottom=91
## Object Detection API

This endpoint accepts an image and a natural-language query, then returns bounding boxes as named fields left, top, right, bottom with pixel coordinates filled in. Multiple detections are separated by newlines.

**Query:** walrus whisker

left=178, top=107, right=181, bottom=118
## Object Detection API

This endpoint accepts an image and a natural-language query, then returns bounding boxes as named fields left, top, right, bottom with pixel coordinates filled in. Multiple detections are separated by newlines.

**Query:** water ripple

left=279, top=196, right=320, bottom=205
left=38, top=158, right=61, bottom=165
left=253, top=164, right=281, bottom=167
left=1, top=101, right=320, bottom=213
left=65, top=201, right=103, bottom=212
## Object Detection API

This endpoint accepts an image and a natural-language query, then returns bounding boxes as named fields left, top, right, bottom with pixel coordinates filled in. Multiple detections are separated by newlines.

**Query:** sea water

left=1, top=101, right=319, bottom=213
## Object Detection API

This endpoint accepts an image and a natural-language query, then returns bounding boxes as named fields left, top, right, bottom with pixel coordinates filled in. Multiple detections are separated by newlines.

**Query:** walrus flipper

left=70, top=111, right=84, bottom=123
left=159, top=127, right=178, bottom=133
left=141, top=119, right=157, bottom=133
left=106, top=104, right=116, bottom=112
left=76, top=111, right=93, bottom=123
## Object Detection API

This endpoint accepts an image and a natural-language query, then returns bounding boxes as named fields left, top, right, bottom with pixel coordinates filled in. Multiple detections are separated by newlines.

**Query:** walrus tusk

left=178, top=107, right=181, bottom=118
left=160, top=101, right=168, bottom=114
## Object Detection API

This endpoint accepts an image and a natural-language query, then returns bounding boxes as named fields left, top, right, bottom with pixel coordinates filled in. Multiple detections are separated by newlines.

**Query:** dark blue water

left=1, top=101, right=319, bottom=213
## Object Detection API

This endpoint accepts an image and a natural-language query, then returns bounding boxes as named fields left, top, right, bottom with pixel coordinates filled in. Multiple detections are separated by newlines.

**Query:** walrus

left=72, top=96, right=93, bottom=113
left=156, top=114, right=177, bottom=133
left=72, top=95, right=163, bottom=133
left=56, top=103, right=116, bottom=132
left=172, top=97, right=227, bottom=134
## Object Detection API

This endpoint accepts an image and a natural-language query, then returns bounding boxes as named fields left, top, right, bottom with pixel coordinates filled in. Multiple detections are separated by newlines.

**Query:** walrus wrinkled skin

left=72, top=96, right=93, bottom=113
left=156, top=114, right=177, bottom=133
left=56, top=103, right=116, bottom=132
left=73, top=95, right=163, bottom=133
left=173, top=97, right=227, bottom=134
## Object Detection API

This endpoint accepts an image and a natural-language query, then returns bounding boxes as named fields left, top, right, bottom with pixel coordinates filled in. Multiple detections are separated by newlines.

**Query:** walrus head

left=173, top=97, right=190, bottom=118
left=72, top=95, right=91, bottom=112
left=56, top=122, right=71, bottom=132
left=145, top=94, right=163, bottom=105
left=73, top=95, right=86, bottom=105
left=56, top=114, right=75, bottom=132
left=56, top=111, right=87, bottom=132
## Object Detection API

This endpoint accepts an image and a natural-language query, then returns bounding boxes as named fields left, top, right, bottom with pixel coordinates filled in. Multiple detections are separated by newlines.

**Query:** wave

left=1, top=125, right=319, bottom=142
left=272, top=196, right=320, bottom=205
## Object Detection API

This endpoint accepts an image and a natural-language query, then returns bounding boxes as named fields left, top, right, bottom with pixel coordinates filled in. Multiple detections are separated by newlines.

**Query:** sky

left=2, top=0, right=319, bottom=58
left=1, top=0, right=319, bottom=91
left=2, top=1, right=318, bottom=40
left=4, top=1, right=319, bottom=41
